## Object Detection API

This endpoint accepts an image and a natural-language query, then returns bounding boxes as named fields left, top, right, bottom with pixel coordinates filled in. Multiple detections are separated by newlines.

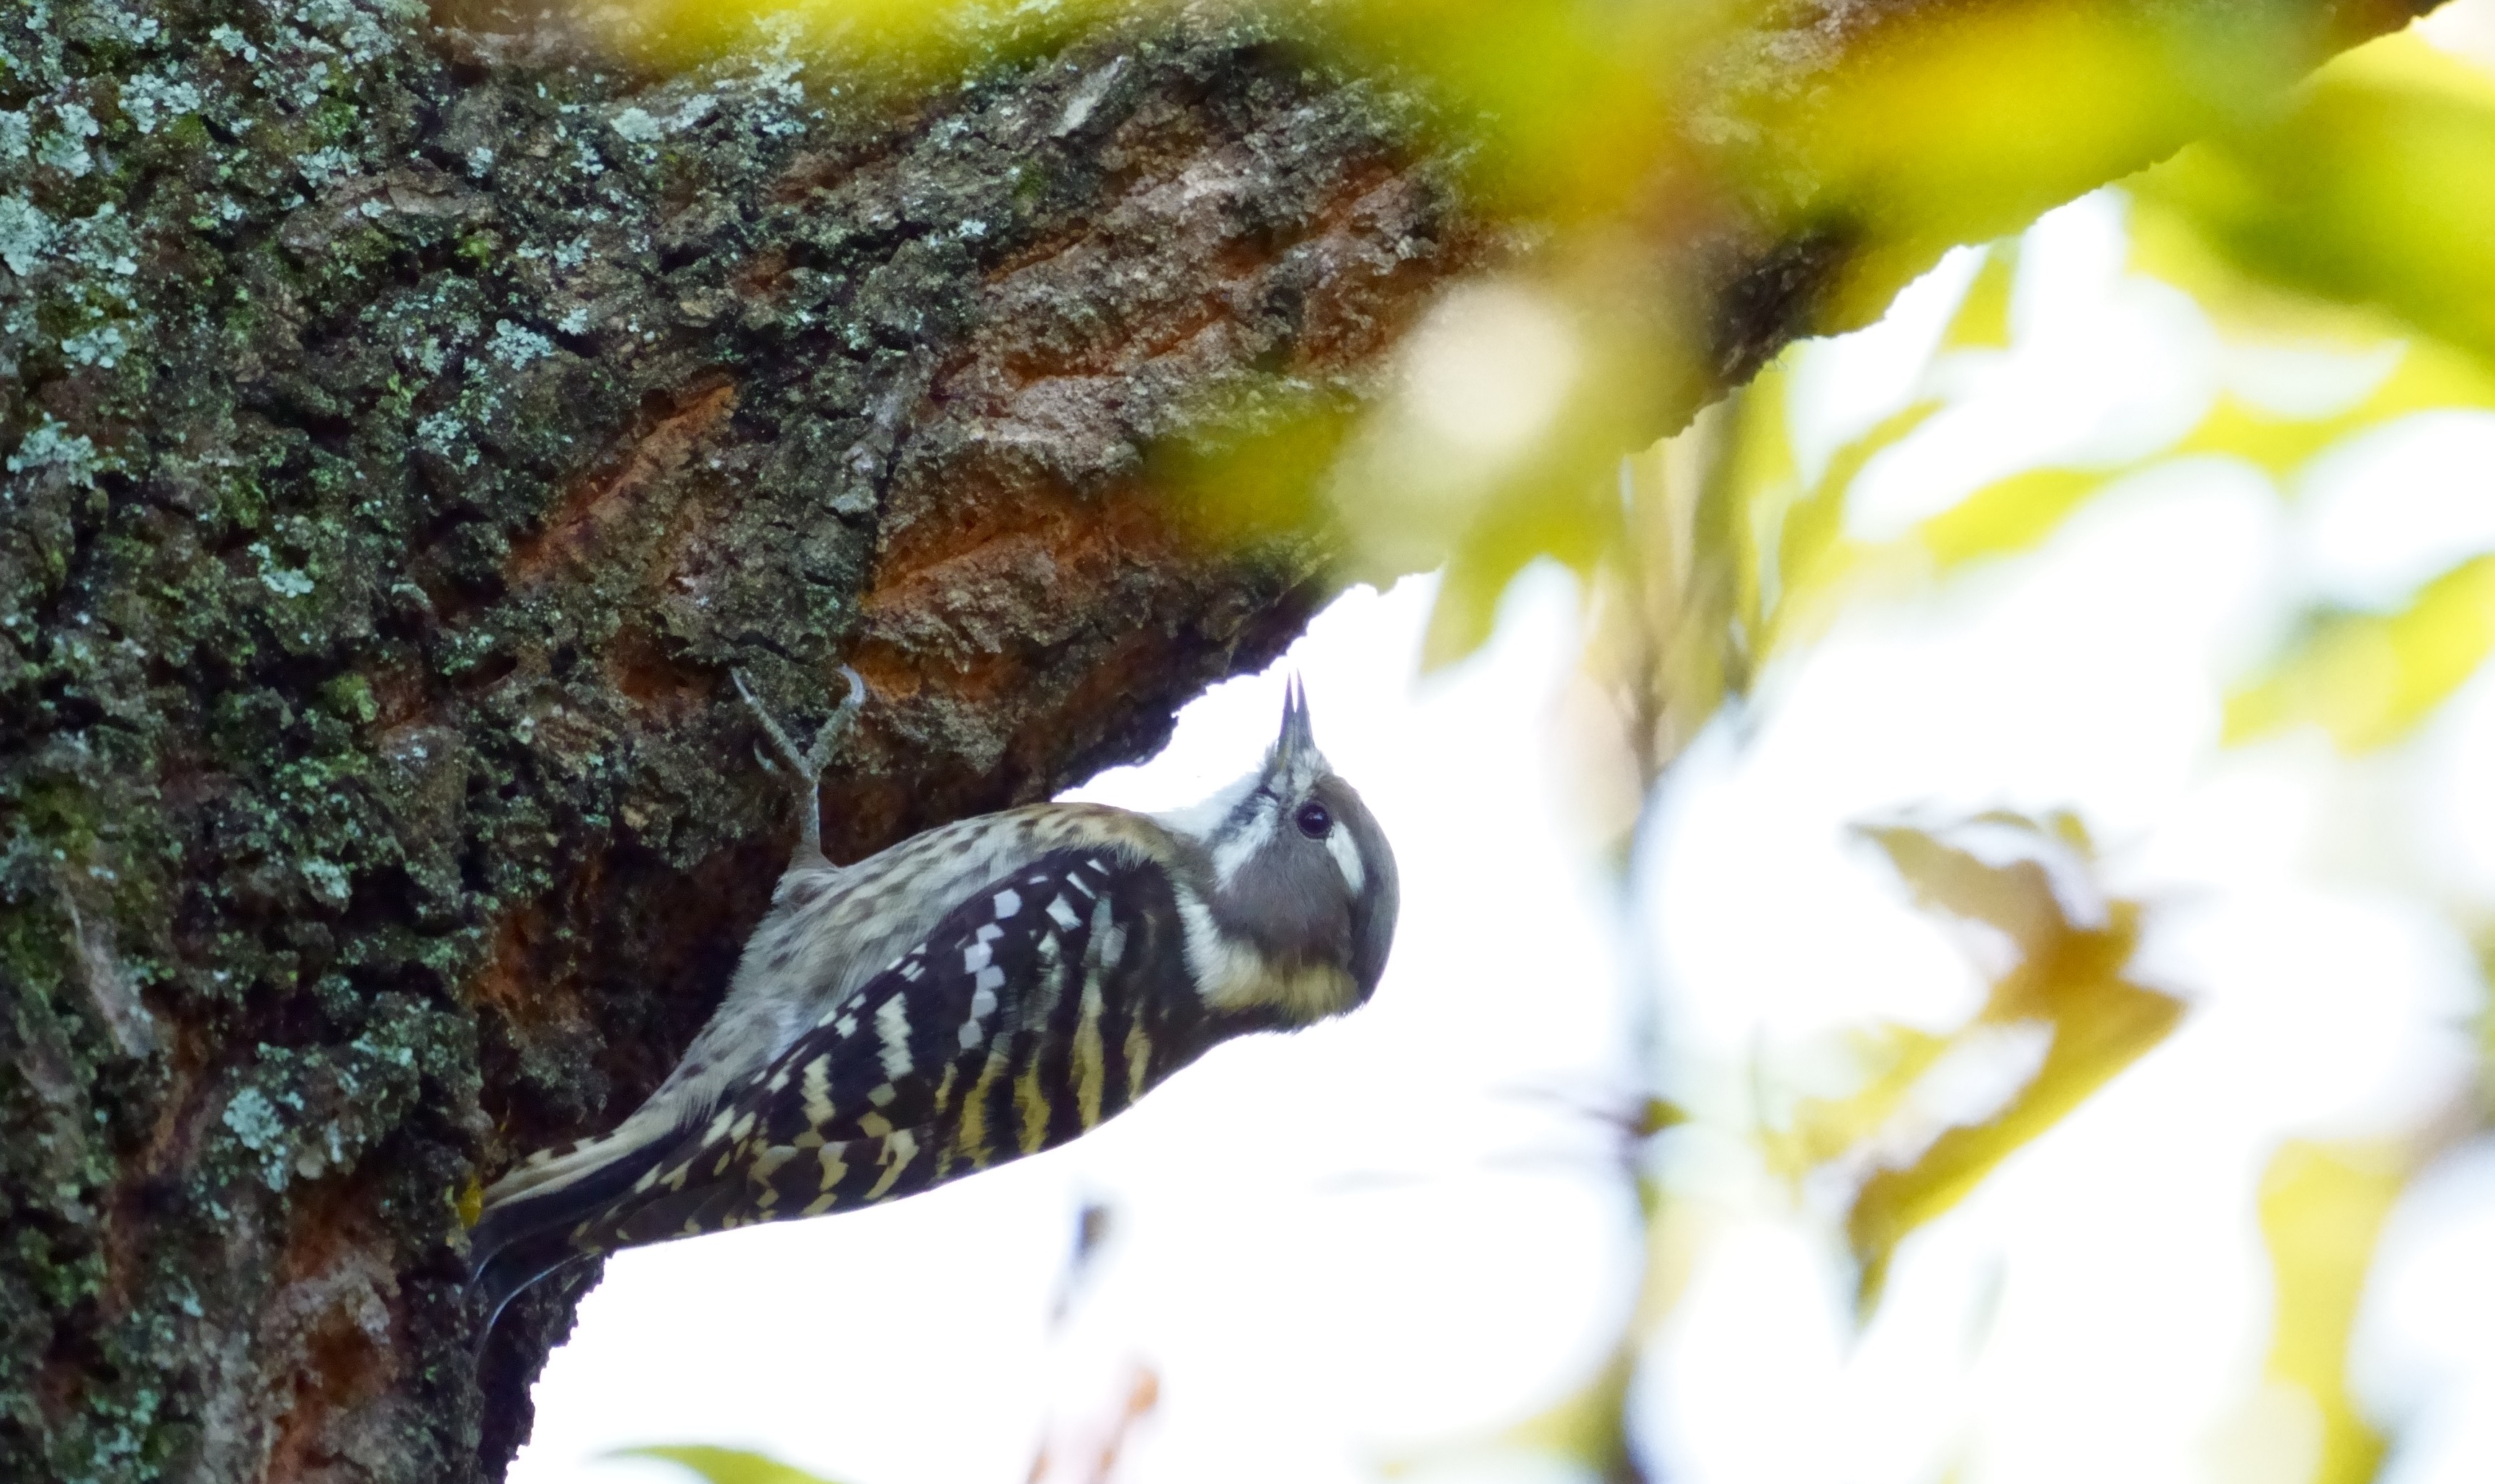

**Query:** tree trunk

left=0, top=1, right=2428, bottom=1482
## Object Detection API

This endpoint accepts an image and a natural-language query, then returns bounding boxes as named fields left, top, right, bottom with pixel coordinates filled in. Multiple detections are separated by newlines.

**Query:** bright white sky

left=510, top=24, right=2495, bottom=1481
left=514, top=571, right=1646, bottom=1484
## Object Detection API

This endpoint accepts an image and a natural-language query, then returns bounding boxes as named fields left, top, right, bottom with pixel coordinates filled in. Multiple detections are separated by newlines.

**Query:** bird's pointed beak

left=1276, top=676, right=1316, bottom=761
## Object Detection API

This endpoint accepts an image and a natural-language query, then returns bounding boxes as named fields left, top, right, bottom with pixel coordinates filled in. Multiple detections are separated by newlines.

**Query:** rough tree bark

left=0, top=1, right=2432, bottom=1482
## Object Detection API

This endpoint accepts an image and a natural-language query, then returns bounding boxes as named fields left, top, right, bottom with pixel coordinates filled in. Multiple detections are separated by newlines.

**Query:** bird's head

left=1156, top=679, right=1400, bottom=1027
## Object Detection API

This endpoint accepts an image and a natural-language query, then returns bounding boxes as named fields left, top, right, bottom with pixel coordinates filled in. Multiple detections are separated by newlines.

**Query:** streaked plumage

left=470, top=675, right=1398, bottom=1333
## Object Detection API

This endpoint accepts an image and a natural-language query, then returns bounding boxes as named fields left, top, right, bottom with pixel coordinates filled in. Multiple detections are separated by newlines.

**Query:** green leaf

left=2136, top=33, right=2495, bottom=369
left=610, top=1446, right=857, bottom=1484
left=2226, top=554, right=2495, bottom=753
left=1775, top=4, right=2316, bottom=328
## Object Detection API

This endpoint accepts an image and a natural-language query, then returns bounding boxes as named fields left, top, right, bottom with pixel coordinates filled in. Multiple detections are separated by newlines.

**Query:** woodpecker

left=470, top=670, right=1398, bottom=1333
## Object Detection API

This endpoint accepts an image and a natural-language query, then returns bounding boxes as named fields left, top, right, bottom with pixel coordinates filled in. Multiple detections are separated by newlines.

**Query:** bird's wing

left=532, top=845, right=1210, bottom=1261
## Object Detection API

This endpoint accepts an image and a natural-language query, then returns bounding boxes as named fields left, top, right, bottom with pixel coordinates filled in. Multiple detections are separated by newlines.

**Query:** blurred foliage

left=1574, top=30, right=2495, bottom=787
left=2251, top=1141, right=2411, bottom=1484
left=1824, top=815, right=2183, bottom=1315
left=615, top=1444, right=857, bottom=1484
left=1533, top=19, right=2495, bottom=1484
left=2227, top=555, right=2495, bottom=751
left=599, top=5, right=2495, bottom=1483
left=1300, top=4, right=2435, bottom=669
left=2138, top=38, right=2495, bottom=365
left=1435, top=31, right=2495, bottom=669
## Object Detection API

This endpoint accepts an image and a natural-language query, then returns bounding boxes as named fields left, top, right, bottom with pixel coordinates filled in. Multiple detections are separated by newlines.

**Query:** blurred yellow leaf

left=1846, top=931, right=2178, bottom=1291
left=1772, top=1022, right=1952, bottom=1178
left=2174, top=397, right=2388, bottom=480
left=1325, top=0, right=1729, bottom=223
left=1578, top=403, right=1761, bottom=828
left=1488, top=1348, right=1641, bottom=1481
left=2170, top=339, right=2495, bottom=479
left=1940, top=245, right=2019, bottom=352
left=1913, top=339, right=2495, bottom=579
left=613, top=1446, right=854, bottom=1484
left=1855, top=819, right=2074, bottom=953
left=1783, top=5, right=2307, bottom=325
left=1584, top=372, right=1939, bottom=792
left=1420, top=472, right=1615, bottom=669
left=2138, top=32, right=2495, bottom=367
left=1888, top=62, right=2495, bottom=583
left=1758, top=398, right=1941, bottom=658
left=2226, top=555, right=2495, bottom=753
left=2251, top=1140, right=2406, bottom=1484
left=2129, top=187, right=2404, bottom=354
left=1716, top=366, right=1798, bottom=651
left=1392, top=280, right=1697, bottom=671
left=1839, top=815, right=2185, bottom=1318
left=1914, top=468, right=2111, bottom=575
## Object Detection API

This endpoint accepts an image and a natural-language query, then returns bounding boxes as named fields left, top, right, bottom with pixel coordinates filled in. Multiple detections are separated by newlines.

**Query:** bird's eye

left=1294, top=801, right=1333, bottom=839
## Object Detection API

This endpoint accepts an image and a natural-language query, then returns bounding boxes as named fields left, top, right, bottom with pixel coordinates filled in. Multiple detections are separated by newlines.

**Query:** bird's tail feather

left=469, top=1119, right=687, bottom=1341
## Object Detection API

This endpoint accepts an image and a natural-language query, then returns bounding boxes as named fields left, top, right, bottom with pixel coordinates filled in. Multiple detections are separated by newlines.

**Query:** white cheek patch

left=1324, top=824, right=1364, bottom=895
left=1173, top=882, right=1359, bottom=1022
left=1171, top=885, right=1265, bottom=1010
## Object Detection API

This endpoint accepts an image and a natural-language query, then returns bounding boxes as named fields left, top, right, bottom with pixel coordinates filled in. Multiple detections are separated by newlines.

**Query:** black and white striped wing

left=569, top=846, right=1213, bottom=1253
